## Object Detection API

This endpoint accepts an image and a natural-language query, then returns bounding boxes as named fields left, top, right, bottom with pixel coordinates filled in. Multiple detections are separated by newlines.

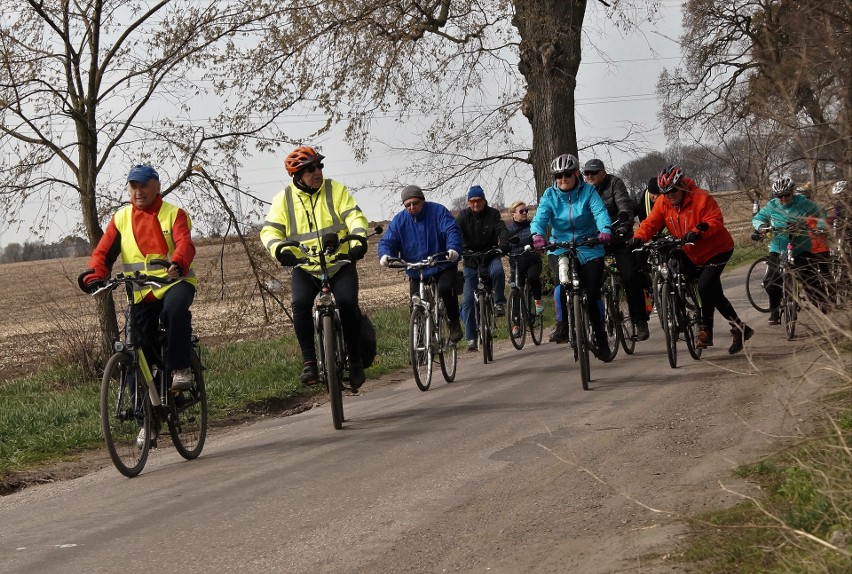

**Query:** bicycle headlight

left=318, top=292, right=333, bottom=306
left=113, top=341, right=125, bottom=352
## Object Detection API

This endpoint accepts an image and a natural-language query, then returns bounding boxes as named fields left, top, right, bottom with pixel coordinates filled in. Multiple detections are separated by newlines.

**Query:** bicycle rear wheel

left=526, top=286, right=544, bottom=345
left=437, top=304, right=457, bottom=383
left=661, top=284, right=678, bottom=368
left=683, top=284, right=703, bottom=361
left=508, top=287, right=526, bottom=350
left=409, top=306, right=433, bottom=391
left=572, top=292, right=591, bottom=390
left=783, top=274, right=797, bottom=340
left=746, top=256, right=772, bottom=313
left=322, top=315, right=344, bottom=429
left=168, top=351, right=208, bottom=460
left=101, top=352, right=151, bottom=477
left=617, top=285, right=636, bottom=355
left=601, top=285, right=619, bottom=362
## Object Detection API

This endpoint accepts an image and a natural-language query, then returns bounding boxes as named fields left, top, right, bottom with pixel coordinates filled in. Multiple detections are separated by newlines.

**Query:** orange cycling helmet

left=285, top=146, right=325, bottom=176
left=657, top=164, right=684, bottom=194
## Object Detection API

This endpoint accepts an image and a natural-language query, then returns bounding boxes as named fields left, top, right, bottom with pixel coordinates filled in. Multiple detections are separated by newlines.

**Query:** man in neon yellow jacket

left=261, top=146, right=370, bottom=389
left=79, top=164, right=197, bottom=391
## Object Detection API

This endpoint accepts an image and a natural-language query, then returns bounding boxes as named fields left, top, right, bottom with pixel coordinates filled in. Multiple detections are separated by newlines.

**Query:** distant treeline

left=0, top=236, right=90, bottom=264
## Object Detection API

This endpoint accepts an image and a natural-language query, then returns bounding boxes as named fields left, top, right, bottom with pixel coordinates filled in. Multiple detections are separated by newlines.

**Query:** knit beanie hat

left=467, top=185, right=486, bottom=201
left=400, top=185, right=425, bottom=203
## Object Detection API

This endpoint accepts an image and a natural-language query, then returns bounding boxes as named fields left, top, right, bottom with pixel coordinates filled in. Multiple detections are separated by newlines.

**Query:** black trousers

left=409, top=266, right=460, bottom=322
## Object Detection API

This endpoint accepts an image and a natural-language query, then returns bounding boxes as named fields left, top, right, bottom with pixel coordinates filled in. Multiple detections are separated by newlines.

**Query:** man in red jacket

left=78, top=165, right=198, bottom=390
left=630, top=165, right=753, bottom=354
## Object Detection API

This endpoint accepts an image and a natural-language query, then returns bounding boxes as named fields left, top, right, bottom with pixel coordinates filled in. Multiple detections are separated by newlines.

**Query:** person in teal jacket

left=752, top=176, right=827, bottom=323
left=530, top=153, right=613, bottom=360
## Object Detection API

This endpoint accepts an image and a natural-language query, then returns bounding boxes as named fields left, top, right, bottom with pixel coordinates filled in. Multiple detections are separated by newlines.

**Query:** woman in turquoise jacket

left=530, top=154, right=613, bottom=360
left=752, top=176, right=827, bottom=323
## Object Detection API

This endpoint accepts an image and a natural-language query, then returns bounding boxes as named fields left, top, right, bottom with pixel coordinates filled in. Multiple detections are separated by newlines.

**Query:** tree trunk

left=513, top=0, right=587, bottom=201
left=78, top=115, right=119, bottom=364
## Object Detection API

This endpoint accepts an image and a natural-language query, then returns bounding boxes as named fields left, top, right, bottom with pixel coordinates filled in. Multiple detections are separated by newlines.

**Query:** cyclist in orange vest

left=79, top=165, right=197, bottom=391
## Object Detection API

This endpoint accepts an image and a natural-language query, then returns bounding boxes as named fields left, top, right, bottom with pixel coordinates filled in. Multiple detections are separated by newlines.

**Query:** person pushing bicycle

left=261, top=146, right=370, bottom=390
left=378, top=185, right=464, bottom=343
left=78, top=164, right=198, bottom=391
left=629, top=164, right=752, bottom=354
left=752, top=176, right=827, bottom=323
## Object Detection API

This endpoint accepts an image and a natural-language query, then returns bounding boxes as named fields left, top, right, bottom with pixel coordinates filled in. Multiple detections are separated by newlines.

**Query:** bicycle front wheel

left=322, top=315, right=344, bottom=429
left=409, top=306, right=433, bottom=391
left=508, top=288, right=526, bottom=350
left=437, top=304, right=457, bottom=383
left=101, top=352, right=151, bottom=477
left=783, top=273, right=797, bottom=340
left=746, top=256, right=772, bottom=313
left=526, top=286, right=544, bottom=345
left=168, top=351, right=208, bottom=460
left=683, top=284, right=703, bottom=361
left=572, top=292, right=591, bottom=390
left=660, top=284, right=678, bottom=368
left=479, top=294, right=492, bottom=364
left=617, top=285, right=637, bottom=355
left=601, top=286, right=619, bottom=362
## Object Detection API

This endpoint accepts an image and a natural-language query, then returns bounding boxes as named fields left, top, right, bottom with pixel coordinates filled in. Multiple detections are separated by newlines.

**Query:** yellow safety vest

left=113, top=202, right=198, bottom=303
left=260, top=179, right=368, bottom=278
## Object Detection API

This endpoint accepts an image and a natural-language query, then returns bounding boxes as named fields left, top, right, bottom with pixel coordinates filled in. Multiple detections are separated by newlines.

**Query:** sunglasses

left=776, top=193, right=793, bottom=199
left=403, top=199, right=422, bottom=208
left=515, top=208, right=529, bottom=214
left=583, top=170, right=601, bottom=176
left=468, top=198, right=485, bottom=204
left=554, top=171, right=575, bottom=180
left=302, top=163, right=324, bottom=173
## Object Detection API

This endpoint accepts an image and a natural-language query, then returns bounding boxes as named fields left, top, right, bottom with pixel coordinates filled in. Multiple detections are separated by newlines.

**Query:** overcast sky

left=1, top=1, right=685, bottom=246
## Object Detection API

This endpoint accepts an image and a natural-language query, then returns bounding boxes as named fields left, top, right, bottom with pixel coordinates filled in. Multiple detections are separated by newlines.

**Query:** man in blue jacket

left=379, top=185, right=464, bottom=342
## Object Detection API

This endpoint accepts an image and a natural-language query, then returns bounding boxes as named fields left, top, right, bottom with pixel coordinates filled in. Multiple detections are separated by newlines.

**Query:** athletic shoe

left=768, top=308, right=780, bottom=325
left=299, top=362, right=319, bottom=386
left=449, top=320, right=463, bottom=343
left=495, top=304, right=505, bottom=317
left=466, top=339, right=478, bottom=352
left=136, top=428, right=146, bottom=450
left=635, top=320, right=650, bottom=341
left=349, top=360, right=366, bottom=391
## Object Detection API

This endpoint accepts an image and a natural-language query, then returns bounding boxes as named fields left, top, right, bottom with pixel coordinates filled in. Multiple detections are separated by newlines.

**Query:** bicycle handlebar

left=385, top=252, right=450, bottom=270
left=543, top=236, right=601, bottom=252
left=461, top=247, right=505, bottom=260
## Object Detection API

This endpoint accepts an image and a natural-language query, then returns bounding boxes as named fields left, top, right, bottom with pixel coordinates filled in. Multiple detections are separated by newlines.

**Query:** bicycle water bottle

left=558, top=257, right=571, bottom=285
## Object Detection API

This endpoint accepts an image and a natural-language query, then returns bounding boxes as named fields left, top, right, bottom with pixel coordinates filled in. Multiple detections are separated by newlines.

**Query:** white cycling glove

left=447, top=249, right=459, bottom=262
left=379, top=255, right=390, bottom=267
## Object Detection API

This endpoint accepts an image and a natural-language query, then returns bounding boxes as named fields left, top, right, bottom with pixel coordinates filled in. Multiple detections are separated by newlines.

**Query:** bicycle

left=602, top=253, right=635, bottom=357
left=385, top=253, right=458, bottom=391
left=544, top=236, right=604, bottom=391
left=89, top=264, right=207, bottom=478
left=507, top=251, right=544, bottom=350
left=752, top=225, right=804, bottom=340
left=745, top=255, right=772, bottom=313
left=637, top=235, right=703, bottom=368
left=281, top=228, right=380, bottom=429
left=462, top=248, right=504, bottom=364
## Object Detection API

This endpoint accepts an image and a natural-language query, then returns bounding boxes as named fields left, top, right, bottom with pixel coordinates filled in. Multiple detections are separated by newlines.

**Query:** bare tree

left=658, top=0, right=851, bottom=183
left=0, top=1, right=316, bottom=355
left=262, top=0, right=660, bottom=202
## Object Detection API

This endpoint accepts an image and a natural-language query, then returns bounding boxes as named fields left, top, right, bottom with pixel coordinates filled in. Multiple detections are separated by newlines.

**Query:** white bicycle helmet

left=771, top=176, right=796, bottom=197
left=832, top=180, right=848, bottom=195
left=550, top=154, right=579, bottom=175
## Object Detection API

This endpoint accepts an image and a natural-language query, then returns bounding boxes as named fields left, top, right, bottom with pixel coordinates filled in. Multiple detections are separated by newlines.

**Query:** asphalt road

left=0, top=266, right=831, bottom=573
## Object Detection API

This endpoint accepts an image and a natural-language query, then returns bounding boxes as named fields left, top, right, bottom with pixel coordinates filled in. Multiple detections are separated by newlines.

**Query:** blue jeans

left=461, top=259, right=506, bottom=340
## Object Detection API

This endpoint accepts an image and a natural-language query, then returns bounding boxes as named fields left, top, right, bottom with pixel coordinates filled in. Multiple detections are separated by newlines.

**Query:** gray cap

left=583, top=158, right=605, bottom=173
left=401, top=185, right=425, bottom=203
